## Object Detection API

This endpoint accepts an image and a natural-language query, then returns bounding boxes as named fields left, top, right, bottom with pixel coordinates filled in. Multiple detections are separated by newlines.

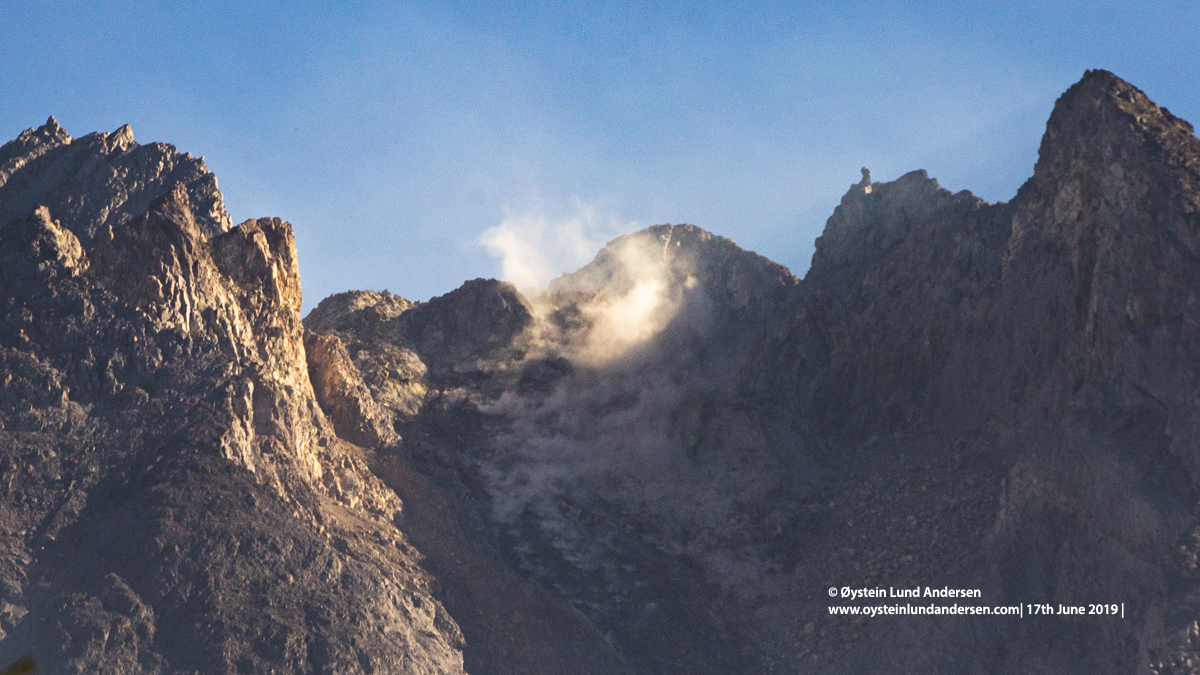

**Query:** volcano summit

left=2, top=70, right=1199, bottom=674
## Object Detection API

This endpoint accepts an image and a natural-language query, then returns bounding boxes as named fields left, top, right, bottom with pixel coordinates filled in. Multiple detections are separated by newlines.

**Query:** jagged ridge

left=3, top=69, right=1200, bottom=675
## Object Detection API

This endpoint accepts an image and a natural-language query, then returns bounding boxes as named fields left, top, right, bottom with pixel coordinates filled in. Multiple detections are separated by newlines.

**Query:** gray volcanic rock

left=304, top=70, right=1200, bottom=674
left=308, top=225, right=811, bottom=674
left=395, top=278, right=534, bottom=383
left=304, top=286, right=632, bottom=675
left=0, top=117, right=232, bottom=245
left=751, top=69, right=1200, bottom=673
left=304, top=330, right=400, bottom=449
left=304, top=290, right=430, bottom=421
left=0, top=122, right=465, bottom=673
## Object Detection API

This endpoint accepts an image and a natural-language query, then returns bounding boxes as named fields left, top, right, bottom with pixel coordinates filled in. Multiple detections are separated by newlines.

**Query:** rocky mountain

left=0, top=123, right=463, bottom=673
left=2, top=69, right=1199, bottom=674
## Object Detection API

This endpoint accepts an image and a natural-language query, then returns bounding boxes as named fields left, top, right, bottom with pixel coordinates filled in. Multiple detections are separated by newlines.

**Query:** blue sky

left=3, top=1, right=1198, bottom=310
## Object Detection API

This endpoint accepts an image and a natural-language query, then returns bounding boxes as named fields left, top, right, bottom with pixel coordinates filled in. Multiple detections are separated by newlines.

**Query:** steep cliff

left=754, top=69, right=1200, bottom=673
left=0, top=120, right=465, bottom=674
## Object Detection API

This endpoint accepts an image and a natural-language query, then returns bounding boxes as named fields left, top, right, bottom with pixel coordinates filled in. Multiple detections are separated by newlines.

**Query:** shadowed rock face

left=750, top=69, right=1200, bottom=673
left=3, top=69, right=1200, bottom=674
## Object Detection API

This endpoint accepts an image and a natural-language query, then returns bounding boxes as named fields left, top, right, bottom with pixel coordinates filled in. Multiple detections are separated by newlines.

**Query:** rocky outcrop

left=0, top=121, right=465, bottom=674
left=750, top=70, right=1200, bottom=673
left=0, top=117, right=231, bottom=245
left=304, top=330, right=399, bottom=449
left=396, top=279, right=534, bottom=382
left=304, top=290, right=432, bottom=422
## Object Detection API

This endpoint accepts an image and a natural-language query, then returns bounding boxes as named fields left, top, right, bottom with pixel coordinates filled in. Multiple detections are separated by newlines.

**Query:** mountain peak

left=108, top=123, right=135, bottom=150
left=1055, top=69, right=1186, bottom=127
left=0, top=117, right=231, bottom=242
left=1031, top=70, right=1198, bottom=185
left=1009, top=69, right=1200, bottom=259
left=41, top=115, right=62, bottom=133
left=36, top=115, right=70, bottom=143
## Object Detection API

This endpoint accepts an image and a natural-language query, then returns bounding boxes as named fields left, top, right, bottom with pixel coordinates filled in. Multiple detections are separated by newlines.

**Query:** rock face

left=3, top=69, right=1200, bottom=675
left=0, top=121, right=464, bottom=673
left=751, top=70, right=1200, bottom=673
left=0, top=118, right=231, bottom=246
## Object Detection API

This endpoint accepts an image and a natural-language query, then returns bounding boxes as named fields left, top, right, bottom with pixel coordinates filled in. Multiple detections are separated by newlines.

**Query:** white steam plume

left=478, top=199, right=634, bottom=295
left=571, top=234, right=691, bottom=365
left=479, top=200, right=692, bottom=364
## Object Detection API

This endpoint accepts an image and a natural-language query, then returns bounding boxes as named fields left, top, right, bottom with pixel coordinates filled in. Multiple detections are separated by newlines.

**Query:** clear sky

left=3, top=1, right=1198, bottom=310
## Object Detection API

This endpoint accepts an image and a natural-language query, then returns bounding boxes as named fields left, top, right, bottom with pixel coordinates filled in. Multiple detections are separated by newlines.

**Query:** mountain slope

left=755, top=69, right=1200, bottom=673
left=0, top=122, right=464, bottom=674
left=2, top=70, right=1200, bottom=674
